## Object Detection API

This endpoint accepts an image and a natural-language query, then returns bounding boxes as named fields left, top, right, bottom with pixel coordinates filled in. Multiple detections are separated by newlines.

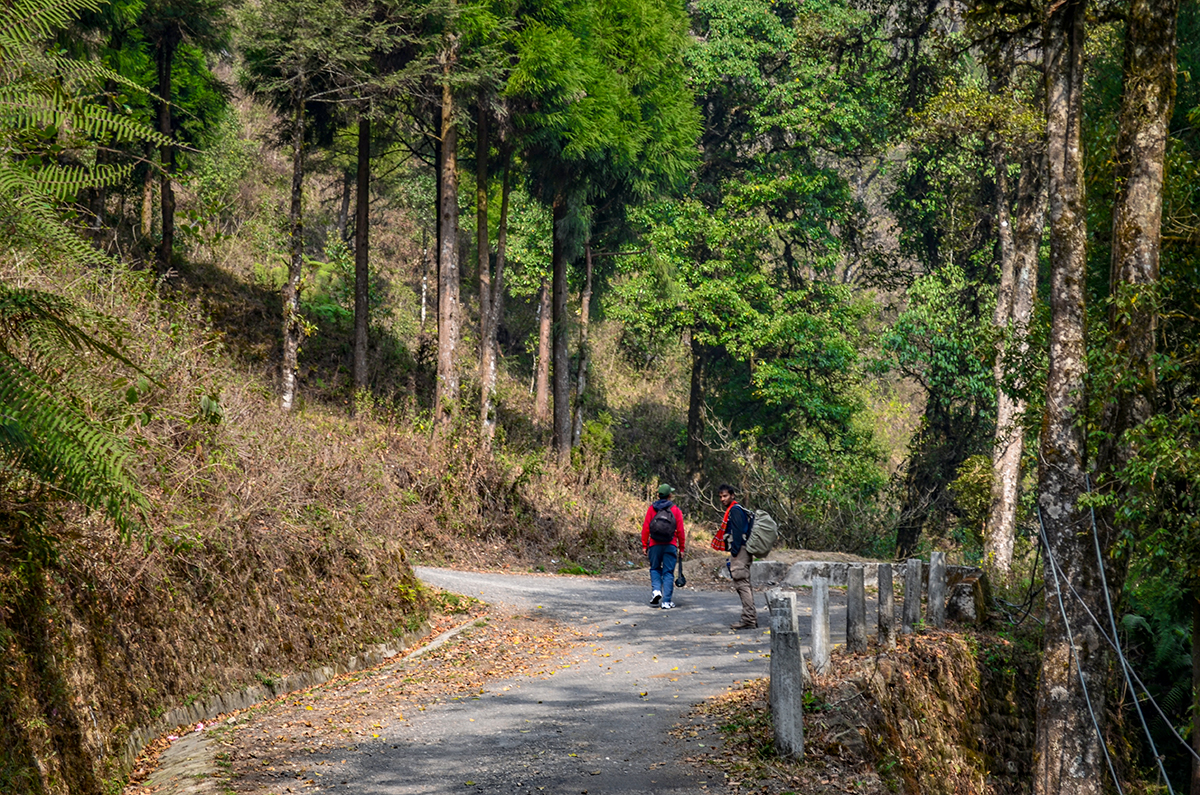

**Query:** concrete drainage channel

left=130, top=620, right=479, bottom=795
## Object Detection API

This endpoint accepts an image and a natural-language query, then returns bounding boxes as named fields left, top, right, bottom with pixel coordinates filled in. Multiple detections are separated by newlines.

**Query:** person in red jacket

left=642, top=483, right=686, bottom=609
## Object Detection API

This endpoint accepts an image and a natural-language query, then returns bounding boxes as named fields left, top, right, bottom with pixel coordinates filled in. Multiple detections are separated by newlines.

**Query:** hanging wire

left=994, top=532, right=1044, bottom=627
left=1037, top=505, right=1126, bottom=795
left=1041, top=511, right=1200, bottom=767
left=1060, top=576, right=1200, bottom=768
left=1084, top=474, right=1174, bottom=793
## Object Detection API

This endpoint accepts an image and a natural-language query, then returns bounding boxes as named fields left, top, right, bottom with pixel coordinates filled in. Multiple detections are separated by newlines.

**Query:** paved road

left=304, top=569, right=851, bottom=795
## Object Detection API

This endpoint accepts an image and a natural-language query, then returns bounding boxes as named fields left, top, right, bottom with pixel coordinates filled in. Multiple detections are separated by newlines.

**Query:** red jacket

left=642, top=500, right=685, bottom=554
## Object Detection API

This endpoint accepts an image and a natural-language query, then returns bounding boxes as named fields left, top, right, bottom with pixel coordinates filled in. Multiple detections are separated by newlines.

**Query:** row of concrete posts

left=767, top=551, right=949, bottom=760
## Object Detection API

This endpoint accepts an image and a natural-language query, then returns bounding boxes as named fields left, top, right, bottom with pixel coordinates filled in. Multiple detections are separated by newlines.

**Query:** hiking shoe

left=650, top=590, right=662, bottom=606
left=730, top=620, right=757, bottom=630
left=661, top=601, right=675, bottom=610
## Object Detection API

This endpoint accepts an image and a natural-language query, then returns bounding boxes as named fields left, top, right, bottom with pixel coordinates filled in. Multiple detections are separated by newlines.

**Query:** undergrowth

left=0, top=248, right=645, bottom=795
left=680, top=629, right=1172, bottom=795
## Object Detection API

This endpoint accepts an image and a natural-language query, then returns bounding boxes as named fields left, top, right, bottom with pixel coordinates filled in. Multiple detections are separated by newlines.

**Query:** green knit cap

left=658, top=483, right=675, bottom=498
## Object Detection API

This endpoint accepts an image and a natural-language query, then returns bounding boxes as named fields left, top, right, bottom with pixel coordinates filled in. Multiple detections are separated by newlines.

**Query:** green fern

left=1, top=0, right=167, bottom=268
left=0, top=285, right=149, bottom=538
left=0, top=0, right=104, bottom=53
left=0, top=0, right=160, bottom=537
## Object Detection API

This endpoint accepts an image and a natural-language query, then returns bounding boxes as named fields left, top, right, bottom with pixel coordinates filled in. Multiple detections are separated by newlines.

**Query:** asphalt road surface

left=303, top=569, right=850, bottom=795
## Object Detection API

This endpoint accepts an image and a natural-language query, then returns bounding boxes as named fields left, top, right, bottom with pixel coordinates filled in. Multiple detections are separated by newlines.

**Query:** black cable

left=1084, top=474, right=1174, bottom=793
left=993, top=528, right=1044, bottom=627
left=1038, top=506, right=1125, bottom=795
left=1051, top=541, right=1200, bottom=767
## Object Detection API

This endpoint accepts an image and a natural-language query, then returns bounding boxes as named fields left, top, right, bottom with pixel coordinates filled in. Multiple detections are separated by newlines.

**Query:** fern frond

left=0, top=286, right=148, bottom=538
left=0, top=0, right=103, bottom=59
left=0, top=167, right=111, bottom=267
left=0, top=92, right=170, bottom=146
left=1157, top=680, right=1189, bottom=717
left=1120, top=612, right=1151, bottom=636
left=44, top=54, right=163, bottom=104
left=0, top=286, right=146, bottom=380
left=0, top=0, right=167, bottom=275
left=29, top=163, right=134, bottom=199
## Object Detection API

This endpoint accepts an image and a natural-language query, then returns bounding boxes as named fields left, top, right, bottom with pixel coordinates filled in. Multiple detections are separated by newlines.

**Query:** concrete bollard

left=928, top=551, right=947, bottom=628
left=768, top=589, right=792, bottom=704
left=846, top=564, right=867, bottom=654
left=877, top=563, right=896, bottom=649
left=770, top=621, right=805, bottom=760
left=767, top=588, right=799, bottom=633
left=768, top=590, right=810, bottom=692
left=812, top=576, right=830, bottom=674
left=902, top=558, right=923, bottom=634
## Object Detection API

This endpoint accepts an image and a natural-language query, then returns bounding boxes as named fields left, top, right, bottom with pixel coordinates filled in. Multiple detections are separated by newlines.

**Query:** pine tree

left=239, top=0, right=376, bottom=410
left=507, top=0, right=698, bottom=460
left=138, top=0, right=229, bottom=273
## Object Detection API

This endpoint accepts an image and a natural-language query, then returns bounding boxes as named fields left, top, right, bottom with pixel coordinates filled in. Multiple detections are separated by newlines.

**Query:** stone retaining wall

left=119, top=625, right=429, bottom=770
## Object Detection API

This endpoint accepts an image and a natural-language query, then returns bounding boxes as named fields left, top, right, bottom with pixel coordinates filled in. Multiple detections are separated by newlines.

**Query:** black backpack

left=648, top=505, right=677, bottom=543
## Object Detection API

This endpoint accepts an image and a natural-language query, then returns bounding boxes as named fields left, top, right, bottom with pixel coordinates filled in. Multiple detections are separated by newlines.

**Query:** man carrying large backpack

left=719, top=484, right=757, bottom=629
left=642, top=483, right=686, bottom=609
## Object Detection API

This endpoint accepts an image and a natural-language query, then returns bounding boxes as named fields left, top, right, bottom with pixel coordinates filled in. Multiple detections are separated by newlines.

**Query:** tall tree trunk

left=353, top=116, right=371, bottom=396
left=337, top=169, right=352, bottom=241
left=477, top=97, right=491, bottom=435
left=985, top=146, right=1019, bottom=571
left=86, top=95, right=114, bottom=241
left=684, top=332, right=705, bottom=480
left=156, top=36, right=177, bottom=276
left=1095, top=0, right=1178, bottom=557
left=571, top=240, right=594, bottom=448
left=481, top=151, right=511, bottom=451
left=281, top=90, right=306, bottom=412
left=140, top=141, right=154, bottom=239
left=421, top=228, right=429, bottom=331
left=434, top=133, right=442, bottom=327
left=551, top=194, right=571, bottom=461
left=1034, top=3, right=1109, bottom=794
left=985, top=149, right=1048, bottom=576
left=534, top=278, right=551, bottom=425
left=434, top=45, right=461, bottom=427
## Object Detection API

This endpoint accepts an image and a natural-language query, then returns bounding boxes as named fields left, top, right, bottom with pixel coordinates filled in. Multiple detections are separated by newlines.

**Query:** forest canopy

left=2, top=0, right=1200, bottom=792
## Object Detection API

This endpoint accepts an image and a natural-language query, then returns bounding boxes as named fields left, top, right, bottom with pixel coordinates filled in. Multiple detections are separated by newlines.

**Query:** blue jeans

left=648, top=544, right=677, bottom=603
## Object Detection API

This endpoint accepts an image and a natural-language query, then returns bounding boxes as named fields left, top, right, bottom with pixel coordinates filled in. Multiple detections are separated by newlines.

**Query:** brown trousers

left=730, top=547, right=757, bottom=625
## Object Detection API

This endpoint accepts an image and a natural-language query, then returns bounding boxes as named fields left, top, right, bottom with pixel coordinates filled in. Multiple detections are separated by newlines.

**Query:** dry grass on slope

left=0, top=255, right=645, bottom=794
left=677, top=631, right=1045, bottom=795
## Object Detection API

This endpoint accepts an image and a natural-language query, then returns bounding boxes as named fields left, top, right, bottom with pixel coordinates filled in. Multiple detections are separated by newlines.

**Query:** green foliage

left=881, top=264, right=995, bottom=411
left=1119, top=568, right=1195, bottom=789
left=556, top=563, right=601, bottom=575
left=501, top=185, right=554, bottom=299
left=746, top=284, right=879, bottom=473
left=0, top=0, right=168, bottom=266
left=236, top=0, right=376, bottom=124
left=508, top=0, right=699, bottom=222
left=0, top=0, right=167, bottom=541
left=947, top=454, right=992, bottom=548
left=0, top=285, right=148, bottom=538
left=571, top=411, right=613, bottom=481
left=911, top=80, right=1044, bottom=151
left=608, top=198, right=765, bottom=359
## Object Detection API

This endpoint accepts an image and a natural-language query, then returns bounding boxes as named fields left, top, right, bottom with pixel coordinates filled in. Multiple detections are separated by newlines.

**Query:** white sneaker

left=661, top=601, right=675, bottom=610
left=650, top=590, right=662, bottom=606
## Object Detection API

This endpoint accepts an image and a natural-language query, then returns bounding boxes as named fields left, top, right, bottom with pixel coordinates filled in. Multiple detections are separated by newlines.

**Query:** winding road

left=305, top=568, right=848, bottom=795
left=146, top=568, right=852, bottom=795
